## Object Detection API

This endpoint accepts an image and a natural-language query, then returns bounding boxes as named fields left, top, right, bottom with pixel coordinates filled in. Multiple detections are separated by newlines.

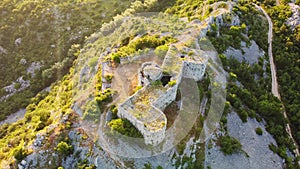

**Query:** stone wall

left=153, top=85, right=177, bottom=110
left=138, top=62, right=163, bottom=87
left=118, top=97, right=167, bottom=145
left=181, top=61, right=206, bottom=81
left=117, top=59, right=206, bottom=145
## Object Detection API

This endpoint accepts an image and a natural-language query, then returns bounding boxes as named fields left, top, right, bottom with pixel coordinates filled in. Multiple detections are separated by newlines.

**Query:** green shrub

left=14, top=83, right=21, bottom=90
left=154, top=45, right=169, bottom=57
left=95, top=89, right=114, bottom=105
left=239, top=110, right=248, bottom=123
left=56, top=141, right=73, bottom=155
left=104, top=74, right=114, bottom=82
left=187, top=51, right=194, bottom=56
left=151, top=80, right=162, bottom=86
left=255, top=127, right=263, bottom=135
left=109, top=35, right=176, bottom=62
left=143, top=163, right=152, bottom=169
left=176, top=142, right=186, bottom=155
left=108, top=118, right=143, bottom=138
left=12, top=145, right=27, bottom=161
left=109, top=105, right=119, bottom=119
left=219, top=136, right=242, bottom=155
left=111, top=54, right=121, bottom=64
left=168, top=80, right=176, bottom=87
left=133, top=85, right=142, bottom=93
left=220, top=116, right=227, bottom=124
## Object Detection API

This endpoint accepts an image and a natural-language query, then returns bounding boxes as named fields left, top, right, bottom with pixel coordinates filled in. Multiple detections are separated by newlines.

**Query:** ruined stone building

left=117, top=44, right=207, bottom=145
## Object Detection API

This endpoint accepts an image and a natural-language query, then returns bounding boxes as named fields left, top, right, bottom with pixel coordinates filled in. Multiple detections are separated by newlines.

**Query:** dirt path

left=254, top=4, right=300, bottom=158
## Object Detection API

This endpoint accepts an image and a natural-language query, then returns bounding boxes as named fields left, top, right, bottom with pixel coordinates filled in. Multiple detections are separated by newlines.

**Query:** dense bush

left=154, top=44, right=169, bottom=57
left=108, top=35, right=177, bottom=63
left=256, top=127, right=263, bottom=135
left=0, top=72, right=74, bottom=163
left=95, top=89, right=114, bottom=107
left=56, top=141, right=73, bottom=155
left=12, top=142, right=28, bottom=162
left=236, top=1, right=269, bottom=51
left=208, top=23, right=250, bottom=54
left=104, top=74, right=114, bottom=83
left=219, top=136, right=242, bottom=155
left=108, top=118, right=143, bottom=138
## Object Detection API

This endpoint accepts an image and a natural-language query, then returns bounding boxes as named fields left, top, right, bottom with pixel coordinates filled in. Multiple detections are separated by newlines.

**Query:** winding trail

left=254, top=4, right=300, bottom=158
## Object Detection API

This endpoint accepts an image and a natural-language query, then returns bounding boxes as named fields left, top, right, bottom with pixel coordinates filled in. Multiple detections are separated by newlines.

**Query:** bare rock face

left=224, top=40, right=265, bottom=65
left=33, top=133, right=45, bottom=148
left=19, top=58, right=27, bottom=65
left=15, top=38, right=22, bottom=46
left=227, top=112, right=282, bottom=168
left=205, top=112, right=283, bottom=169
left=287, top=3, right=300, bottom=30
left=27, top=62, right=42, bottom=78
left=21, top=160, right=27, bottom=166
left=1, top=76, right=30, bottom=102
left=18, top=160, right=27, bottom=169
left=0, top=46, right=7, bottom=54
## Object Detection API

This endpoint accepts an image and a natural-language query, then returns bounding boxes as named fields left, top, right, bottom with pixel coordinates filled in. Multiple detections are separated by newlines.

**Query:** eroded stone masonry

left=117, top=42, right=207, bottom=145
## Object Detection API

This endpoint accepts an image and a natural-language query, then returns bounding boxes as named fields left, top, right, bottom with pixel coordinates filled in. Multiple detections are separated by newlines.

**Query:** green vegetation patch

left=0, top=0, right=136, bottom=120
left=107, top=35, right=177, bottom=63
left=255, top=127, right=263, bottom=135
left=108, top=118, right=143, bottom=138
left=219, top=135, right=242, bottom=155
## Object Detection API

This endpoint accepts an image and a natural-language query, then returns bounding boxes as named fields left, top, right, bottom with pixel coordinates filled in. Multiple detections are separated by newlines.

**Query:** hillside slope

left=1, top=0, right=300, bottom=168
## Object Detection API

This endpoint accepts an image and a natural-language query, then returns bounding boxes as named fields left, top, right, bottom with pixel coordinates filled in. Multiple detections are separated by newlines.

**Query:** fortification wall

left=143, top=124, right=166, bottom=145
left=118, top=105, right=144, bottom=129
left=117, top=60, right=207, bottom=145
left=153, top=85, right=178, bottom=111
left=118, top=88, right=167, bottom=145
left=181, top=61, right=206, bottom=81
left=118, top=104, right=166, bottom=145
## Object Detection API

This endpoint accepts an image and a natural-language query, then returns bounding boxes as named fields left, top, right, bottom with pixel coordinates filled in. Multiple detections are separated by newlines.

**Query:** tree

left=219, top=136, right=242, bottom=155
left=108, top=118, right=143, bottom=138
left=108, top=118, right=124, bottom=133
left=143, top=163, right=152, bottom=169
left=255, top=127, right=263, bottom=135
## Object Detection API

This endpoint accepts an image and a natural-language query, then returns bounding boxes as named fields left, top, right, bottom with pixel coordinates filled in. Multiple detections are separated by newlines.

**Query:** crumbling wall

left=118, top=102, right=166, bottom=145
left=153, top=85, right=177, bottom=110
left=181, top=61, right=206, bottom=81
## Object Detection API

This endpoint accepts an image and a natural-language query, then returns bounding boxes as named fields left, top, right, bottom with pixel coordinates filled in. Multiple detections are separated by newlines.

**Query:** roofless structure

left=118, top=44, right=207, bottom=145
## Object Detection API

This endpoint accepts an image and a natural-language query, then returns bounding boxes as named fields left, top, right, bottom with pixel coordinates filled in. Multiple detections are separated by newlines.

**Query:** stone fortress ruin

left=117, top=44, right=207, bottom=145
left=97, top=7, right=239, bottom=145
left=95, top=3, right=238, bottom=145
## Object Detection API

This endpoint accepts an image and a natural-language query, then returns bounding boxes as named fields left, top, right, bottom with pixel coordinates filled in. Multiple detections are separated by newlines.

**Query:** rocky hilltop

left=1, top=0, right=300, bottom=169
